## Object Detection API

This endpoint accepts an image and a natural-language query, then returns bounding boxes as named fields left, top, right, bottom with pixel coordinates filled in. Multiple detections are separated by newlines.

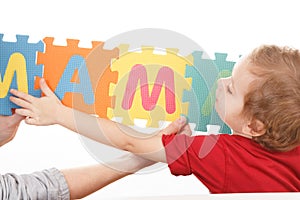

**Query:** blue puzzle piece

left=0, top=34, right=44, bottom=115
left=182, top=51, right=235, bottom=133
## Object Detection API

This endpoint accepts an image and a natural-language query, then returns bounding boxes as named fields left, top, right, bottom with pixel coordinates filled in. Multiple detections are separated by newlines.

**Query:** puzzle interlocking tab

left=182, top=51, right=236, bottom=133
left=0, top=34, right=44, bottom=115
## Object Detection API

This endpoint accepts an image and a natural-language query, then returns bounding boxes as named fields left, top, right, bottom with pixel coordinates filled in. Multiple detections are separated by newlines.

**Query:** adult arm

left=62, top=153, right=154, bottom=199
left=0, top=153, right=153, bottom=200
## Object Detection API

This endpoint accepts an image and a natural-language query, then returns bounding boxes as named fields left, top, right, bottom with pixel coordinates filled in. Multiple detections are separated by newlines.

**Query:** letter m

left=122, top=64, right=175, bottom=114
left=0, top=53, right=28, bottom=98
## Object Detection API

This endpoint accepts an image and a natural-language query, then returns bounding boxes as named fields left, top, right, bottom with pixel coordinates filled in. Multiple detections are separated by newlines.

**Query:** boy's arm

left=10, top=78, right=191, bottom=162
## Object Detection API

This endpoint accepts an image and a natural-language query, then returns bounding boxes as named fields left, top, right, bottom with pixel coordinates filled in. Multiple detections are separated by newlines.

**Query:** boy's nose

left=216, top=79, right=222, bottom=97
left=216, top=78, right=229, bottom=96
left=216, top=79, right=223, bottom=91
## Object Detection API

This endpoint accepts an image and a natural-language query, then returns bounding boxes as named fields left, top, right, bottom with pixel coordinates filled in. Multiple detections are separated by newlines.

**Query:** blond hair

left=243, top=45, right=300, bottom=152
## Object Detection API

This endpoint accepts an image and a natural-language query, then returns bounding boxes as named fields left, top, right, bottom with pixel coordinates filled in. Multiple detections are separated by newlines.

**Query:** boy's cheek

left=215, top=100, right=225, bottom=120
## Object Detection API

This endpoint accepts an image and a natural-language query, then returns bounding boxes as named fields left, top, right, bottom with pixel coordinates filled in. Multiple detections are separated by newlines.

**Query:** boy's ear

left=242, top=118, right=266, bottom=137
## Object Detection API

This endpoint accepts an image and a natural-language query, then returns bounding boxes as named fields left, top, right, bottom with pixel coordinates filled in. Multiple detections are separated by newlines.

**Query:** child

left=10, top=44, right=300, bottom=193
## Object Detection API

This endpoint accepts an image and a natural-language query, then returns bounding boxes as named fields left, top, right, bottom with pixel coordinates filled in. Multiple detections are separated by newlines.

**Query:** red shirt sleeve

left=162, top=133, right=227, bottom=193
left=162, top=133, right=194, bottom=175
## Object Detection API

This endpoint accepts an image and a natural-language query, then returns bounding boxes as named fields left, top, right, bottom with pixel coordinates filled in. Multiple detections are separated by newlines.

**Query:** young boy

left=10, top=44, right=300, bottom=193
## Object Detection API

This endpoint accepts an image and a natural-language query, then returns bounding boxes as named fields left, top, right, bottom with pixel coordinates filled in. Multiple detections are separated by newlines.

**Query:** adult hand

left=0, top=113, right=24, bottom=146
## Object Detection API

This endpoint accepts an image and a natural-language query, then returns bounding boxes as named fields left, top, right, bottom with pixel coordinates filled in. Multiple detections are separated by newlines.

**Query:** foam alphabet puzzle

left=0, top=33, right=236, bottom=133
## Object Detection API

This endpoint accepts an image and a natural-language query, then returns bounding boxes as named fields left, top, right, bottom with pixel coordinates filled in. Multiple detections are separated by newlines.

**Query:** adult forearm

left=62, top=165, right=129, bottom=199
left=61, top=154, right=154, bottom=199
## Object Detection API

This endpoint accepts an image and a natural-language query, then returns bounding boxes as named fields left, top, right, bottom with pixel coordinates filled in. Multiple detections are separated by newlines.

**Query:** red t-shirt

left=162, top=133, right=300, bottom=193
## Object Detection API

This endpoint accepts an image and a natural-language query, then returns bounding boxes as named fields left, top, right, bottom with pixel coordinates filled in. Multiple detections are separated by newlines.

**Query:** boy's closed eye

left=227, top=84, right=233, bottom=94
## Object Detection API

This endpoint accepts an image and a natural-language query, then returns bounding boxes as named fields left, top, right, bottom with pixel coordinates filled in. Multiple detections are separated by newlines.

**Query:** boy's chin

left=215, top=106, right=225, bottom=121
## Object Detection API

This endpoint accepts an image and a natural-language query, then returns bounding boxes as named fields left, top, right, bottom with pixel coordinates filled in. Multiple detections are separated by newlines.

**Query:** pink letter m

left=122, top=64, right=176, bottom=114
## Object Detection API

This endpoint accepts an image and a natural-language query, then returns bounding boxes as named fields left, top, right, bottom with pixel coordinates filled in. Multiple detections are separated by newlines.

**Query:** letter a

left=55, top=55, right=94, bottom=104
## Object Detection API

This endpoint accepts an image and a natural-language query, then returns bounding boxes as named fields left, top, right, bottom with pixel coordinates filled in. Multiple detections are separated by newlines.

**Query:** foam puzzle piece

left=182, top=51, right=236, bottom=133
left=108, top=44, right=193, bottom=128
left=37, top=37, right=119, bottom=117
left=86, top=43, right=119, bottom=118
left=0, top=34, right=44, bottom=115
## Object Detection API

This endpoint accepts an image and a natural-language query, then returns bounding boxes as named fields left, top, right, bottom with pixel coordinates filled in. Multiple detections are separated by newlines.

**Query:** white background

left=1, top=0, right=300, bottom=199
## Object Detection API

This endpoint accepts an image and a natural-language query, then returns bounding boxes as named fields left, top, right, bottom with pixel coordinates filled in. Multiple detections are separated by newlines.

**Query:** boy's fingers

left=10, top=96, right=33, bottom=110
left=180, top=124, right=192, bottom=136
left=10, top=89, right=35, bottom=103
left=163, top=116, right=186, bottom=135
left=40, top=78, right=54, bottom=97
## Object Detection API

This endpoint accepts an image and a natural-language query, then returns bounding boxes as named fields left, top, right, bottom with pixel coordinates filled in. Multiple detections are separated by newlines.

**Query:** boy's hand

left=159, top=116, right=192, bottom=136
left=9, top=78, right=63, bottom=126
